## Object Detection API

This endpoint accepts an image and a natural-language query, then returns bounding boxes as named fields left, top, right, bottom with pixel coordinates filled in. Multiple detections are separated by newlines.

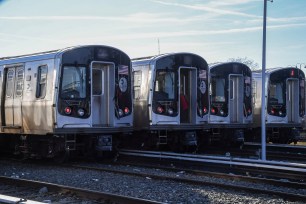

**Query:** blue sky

left=0, top=0, right=305, bottom=68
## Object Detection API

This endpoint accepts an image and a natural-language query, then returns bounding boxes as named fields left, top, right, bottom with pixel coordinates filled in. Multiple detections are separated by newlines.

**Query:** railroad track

left=1, top=153, right=306, bottom=203
left=119, top=149, right=306, bottom=184
left=199, top=142, right=306, bottom=162
left=62, top=151, right=306, bottom=202
left=0, top=176, right=162, bottom=204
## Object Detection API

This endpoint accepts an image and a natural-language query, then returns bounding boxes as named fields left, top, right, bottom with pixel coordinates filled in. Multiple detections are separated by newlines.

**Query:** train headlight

left=118, top=109, right=124, bottom=117
left=64, top=107, right=72, bottom=115
left=198, top=108, right=203, bottom=115
left=279, top=111, right=283, bottom=116
left=77, top=108, right=85, bottom=117
left=168, top=108, right=174, bottom=115
left=124, top=107, right=130, bottom=114
left=220, top=109, right=224, bottom=115
left=157, top=106, right=164, bottom=114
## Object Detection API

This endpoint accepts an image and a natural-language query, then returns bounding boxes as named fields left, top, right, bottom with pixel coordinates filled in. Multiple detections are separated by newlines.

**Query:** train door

left=179, top=67, right=196, bottom=124
left=287, top=79, right=299, bottom=123
left=91, top=62, right=115, bottom=126
left=3, top=66, right=24, bottom=127
left=229, top=75, right=243, bottom=123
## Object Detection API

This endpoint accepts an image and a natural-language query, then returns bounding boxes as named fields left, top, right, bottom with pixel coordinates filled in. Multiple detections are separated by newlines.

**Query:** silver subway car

left=208, top=62, right=253, bottom=145
left=132, top=53, right=209, bottom=150
left=248, top=67, right=305, bottom=144
left=0, top=45, right=133, bottom=159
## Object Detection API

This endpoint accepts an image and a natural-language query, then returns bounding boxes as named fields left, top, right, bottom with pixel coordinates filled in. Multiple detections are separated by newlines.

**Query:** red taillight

left=211, top=108, right=216, bottom=114
left=124, top=107, right=130, bottom=114
left=248, top=109, right=252, bottom=114
left=203, top=107, right=207, bottom=114
left=64, top=107, right=72, bottom=115
left=271, top=108, right=275, bottom=114
left=157, top=106, right=164, bottom=114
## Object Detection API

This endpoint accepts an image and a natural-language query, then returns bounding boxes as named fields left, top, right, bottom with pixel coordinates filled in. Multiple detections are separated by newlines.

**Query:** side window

left=6, top=70, right=14, bottom=98
left=15, top=68, right=24, bottom=97
left=252, top=79, right=256, bottom=105
left=36, top=65, right=48, bottom=99
left=133, top=70, right=142, bottom=99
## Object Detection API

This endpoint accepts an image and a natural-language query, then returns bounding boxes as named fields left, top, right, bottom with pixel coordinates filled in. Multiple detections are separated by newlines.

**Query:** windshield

left=60, top=66, right=86, bottom=99
left=269, top=82, right=284, bottom=104
left=211, top=77, right=225, bottom=102
left=153, top=70, right=176, bottom=101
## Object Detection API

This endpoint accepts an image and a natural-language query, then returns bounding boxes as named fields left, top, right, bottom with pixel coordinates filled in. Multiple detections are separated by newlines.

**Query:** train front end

left=132, top=53, right=209, bottom=150
left=265, top=67, right=304, bottom=143
left=209, top=62, right=253, bottom=145
left=55, top=45, right=133, bottom=156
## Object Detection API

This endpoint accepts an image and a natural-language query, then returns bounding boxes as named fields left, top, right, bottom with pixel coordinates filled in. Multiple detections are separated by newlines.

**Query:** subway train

left=0, top=45, right=133, bottom=159
left=246, top=67, right=305, bottom=144
left=207, top=62, right=253, bottom=146
left=131, top=53, right=209, bottom=151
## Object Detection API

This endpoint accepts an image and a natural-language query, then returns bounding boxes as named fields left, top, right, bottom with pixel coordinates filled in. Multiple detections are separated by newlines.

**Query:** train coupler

left=181, top=131, right=197, bottom=146
left=96, top=135, right=112, bottom=151
left=232, top=129, right=244, bottom=143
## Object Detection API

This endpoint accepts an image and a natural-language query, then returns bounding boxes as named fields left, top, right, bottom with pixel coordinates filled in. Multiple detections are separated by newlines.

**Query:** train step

left=158, top=130, right=168, bottom=145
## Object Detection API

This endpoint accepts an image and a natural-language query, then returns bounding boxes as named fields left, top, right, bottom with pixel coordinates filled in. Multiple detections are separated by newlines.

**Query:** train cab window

left=6, top=70, right=14, bottom=98
left=133, top=71, right=142, bottom=99
left=154, top=70, right=175, bottom=101
left=15, top=68, right=24, bottom=97
left=211, top=78, right=225, bottom=102
left=36, top=65, right=48, bottom=99
left=252, top=80, right=257, bottom=104
left=269, top=82, right=284, bottom=104
left=60, top=66, right=86, bottom=99
left=92, top=69, right=102, bottom=95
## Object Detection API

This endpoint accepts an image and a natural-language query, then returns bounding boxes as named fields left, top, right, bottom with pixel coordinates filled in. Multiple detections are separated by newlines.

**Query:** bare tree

left=227, top=57, right=259, bottom=70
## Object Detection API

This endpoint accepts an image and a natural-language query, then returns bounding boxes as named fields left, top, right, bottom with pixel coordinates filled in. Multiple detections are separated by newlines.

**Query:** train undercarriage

left=245, top=127, right=300, bottom=144
left=0, top=133, right=121, bottom=161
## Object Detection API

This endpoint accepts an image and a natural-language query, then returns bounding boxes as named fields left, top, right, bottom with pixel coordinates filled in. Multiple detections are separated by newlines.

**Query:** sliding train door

left=287, top=79, right=299, bottom=123
left=179, top=67, right=196, bottom=124
left=91, top=62, right=115, bottom=126
left=229, top=75, right=243, bottom=123
left=2, top=66, right=24, bottom=127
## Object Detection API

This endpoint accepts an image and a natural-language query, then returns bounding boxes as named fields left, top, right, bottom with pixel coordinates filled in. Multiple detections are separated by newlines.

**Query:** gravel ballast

left=0, top=160, right=304, bottom=204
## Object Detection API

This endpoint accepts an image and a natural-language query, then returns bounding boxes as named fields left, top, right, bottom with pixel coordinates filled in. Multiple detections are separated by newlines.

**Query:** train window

left=211, top=78, right=225, bottom=102
left=252, top=80, right=256, bottom=104
left=154, top=70, right=176, bottom=101
left=269, top=82, right=284, bottom=104
left=229, top=80, right=234, bottom=99
left=6, top=70, right=14, bottom=98
left=133, top=71, right=142, bottom=99
left=15, top=68, right=24, bottom=97
left=36, top=65, right=48, bottom=99
left=60, top=66, right=86, bottom=99
left=92, top=69, right=102, bottom=95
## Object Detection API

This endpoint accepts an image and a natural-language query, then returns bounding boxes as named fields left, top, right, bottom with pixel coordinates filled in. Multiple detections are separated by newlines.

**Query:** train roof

left=208, top=62, right=251, bottom=71
left=132, top=52, right=206, bottom=66
left=209, top=61, right=250, bottom=69
left=252, top=67, right=305, bottom=78
left=253, top=67, right=304, bottom=74
left=0, top=45, right=130, bottom=66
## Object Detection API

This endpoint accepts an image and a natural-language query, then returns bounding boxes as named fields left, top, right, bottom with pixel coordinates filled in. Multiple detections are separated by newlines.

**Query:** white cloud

left=207, top=0, right=261, bottom=7
left=151, top=0, right=261, bottom=18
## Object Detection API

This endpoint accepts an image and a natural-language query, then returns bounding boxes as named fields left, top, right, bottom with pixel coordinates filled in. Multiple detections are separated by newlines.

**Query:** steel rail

left=107, top=161, right=306, bottom=189
left=119, top=149, right=306, bottom=172
left=0, top=176, right=163, bottom=204
left=68, top=163, right=306, bottom=202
